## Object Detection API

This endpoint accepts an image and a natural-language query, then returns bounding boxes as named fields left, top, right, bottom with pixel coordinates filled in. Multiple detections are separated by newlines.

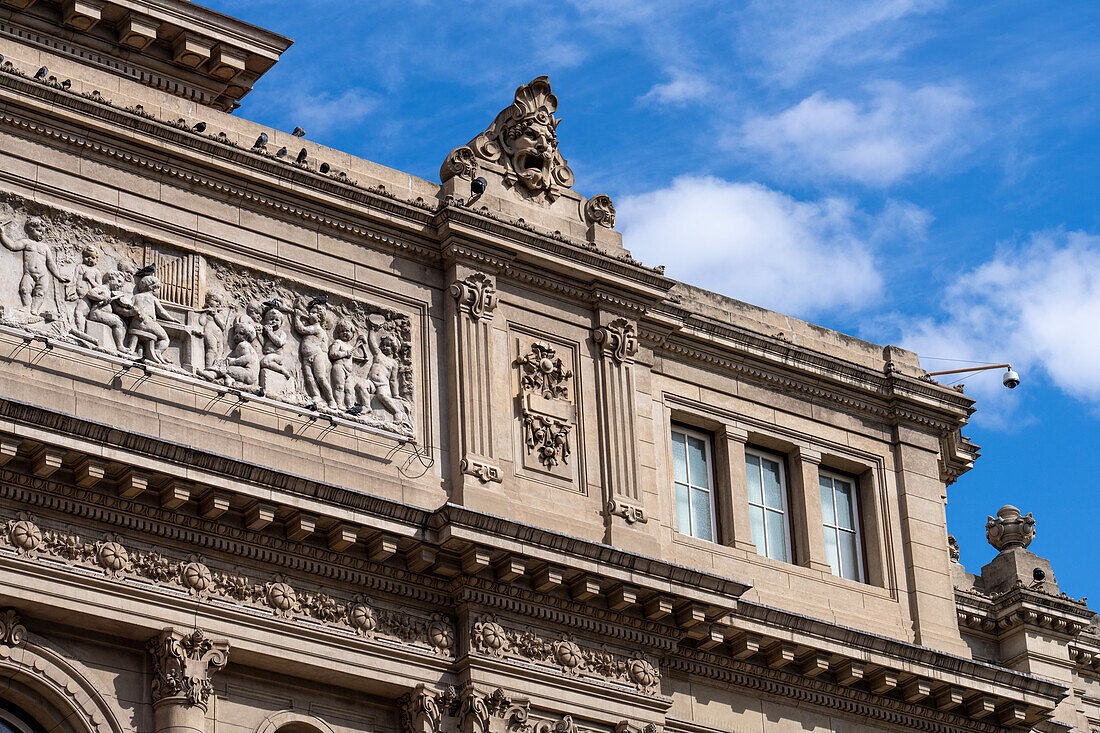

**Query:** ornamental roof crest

left=466, top=76, right=575, bottom=202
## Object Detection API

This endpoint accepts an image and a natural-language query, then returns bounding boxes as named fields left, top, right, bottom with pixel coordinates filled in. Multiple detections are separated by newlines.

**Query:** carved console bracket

left=148, top=627, right=229, bottom=710
left=461, top=456, right=503, bottom=484
left=606, top=498, right=647, bottom=524
left=450, top=273, right=498, bottom=323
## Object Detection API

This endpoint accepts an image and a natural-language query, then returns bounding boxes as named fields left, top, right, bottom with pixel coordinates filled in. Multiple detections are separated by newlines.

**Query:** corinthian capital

left=592, top=318, right=638, bottom=363
left=148, top=628, right=229, bottom=709
left=450, top=273, right=498, bottom=322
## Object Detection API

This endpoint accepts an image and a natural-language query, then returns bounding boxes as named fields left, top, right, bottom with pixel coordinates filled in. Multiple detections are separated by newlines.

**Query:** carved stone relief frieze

left=0, top=199, right=416, bottom=436
left=469, top=614, right=661, bottom=695
left=516, top=341, right=575, bottom=474
left=0, top=513, right=455, bottom=655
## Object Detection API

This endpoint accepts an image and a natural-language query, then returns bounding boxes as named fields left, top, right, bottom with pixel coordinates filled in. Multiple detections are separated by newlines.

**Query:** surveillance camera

left=1003, top=368, right=1020, bottom=389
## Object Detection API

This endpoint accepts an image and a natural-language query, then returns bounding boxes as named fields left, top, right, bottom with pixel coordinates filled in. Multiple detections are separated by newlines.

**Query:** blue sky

left=208, top=0, right=1099, bottom=598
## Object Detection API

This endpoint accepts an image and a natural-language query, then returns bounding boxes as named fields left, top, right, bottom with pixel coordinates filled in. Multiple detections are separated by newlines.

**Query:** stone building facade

left=0, top=2, right=1094, bottom=733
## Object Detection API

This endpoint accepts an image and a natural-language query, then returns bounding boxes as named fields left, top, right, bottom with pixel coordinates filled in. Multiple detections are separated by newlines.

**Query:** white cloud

left=639, top=69, right=713, bottom=108
left=254, top=87, right=380, bottom=138
left=618, top=176, right=890, bottom=316
left=740, top=82, right=976, bottom=185
left=901, top=230, right=1100, bottom=412
left=739, top=0, right=946, bottom=84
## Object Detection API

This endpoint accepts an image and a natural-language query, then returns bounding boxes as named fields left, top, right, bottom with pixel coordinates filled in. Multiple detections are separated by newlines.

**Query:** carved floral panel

left=512, top=333, right=582, bottom=487
left=0, top=198, right=415, bottom=436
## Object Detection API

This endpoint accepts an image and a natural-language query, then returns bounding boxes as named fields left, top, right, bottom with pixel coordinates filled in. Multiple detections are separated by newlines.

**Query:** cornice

left=735, top=600, right=1065, bottom=700
left=955, top=587, right=1095, bottom=638
left=666, top=653, right=997, bottom=733
left=433, top=503, right=749, bottom=605
left=0, top=66, right=674, bottom=312
left=0, top=400, right=746, bottom=635
left=2, top=0, right=291, bottom=109
left=646, top=314, right=975, bottom=436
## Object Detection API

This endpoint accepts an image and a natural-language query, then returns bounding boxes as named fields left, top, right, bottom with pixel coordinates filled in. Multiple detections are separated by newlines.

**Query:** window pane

left=675, top=482, right=691, bottom=536
left=691, top=487, right=713, bottom=542
left=823, top=526, right=840, bottom=577
left=761, top=457, right=783, bottom=510
left=745, top=454, right=763, bottom=505
left=687, top=436, right=708, bottom=488
left=749, top=505, right=766, bottom=554
left=765, top=510, right=788, bottom=562
left=839, top=530, right=860, bottom=580
left=820, top=476, right=835, bottom=526
left=834, top=480, right=855, bottom=531
left=672, top=432, right=687, bottom=484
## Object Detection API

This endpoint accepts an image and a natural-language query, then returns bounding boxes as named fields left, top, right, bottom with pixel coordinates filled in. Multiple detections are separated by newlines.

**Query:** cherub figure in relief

left=0, top=217, right=69, bottom=316
left=68, top=246, right=133, bottom=354
left=293, top=295, right=336, bottom=408
left=119, top=265, right=181, bottom=363
left=329, top=317, right=374, bottom=411
left=214, top=315, right=260, bottom=388
left=259, top=299, right=294, bottom=390
left=365, top=314, right=410, bottom=427
left=197, top=291, right=229, bottom=380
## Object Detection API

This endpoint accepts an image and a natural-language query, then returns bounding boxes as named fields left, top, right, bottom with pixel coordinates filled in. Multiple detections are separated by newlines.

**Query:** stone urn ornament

left=985, top=505, right=1035, bottom=552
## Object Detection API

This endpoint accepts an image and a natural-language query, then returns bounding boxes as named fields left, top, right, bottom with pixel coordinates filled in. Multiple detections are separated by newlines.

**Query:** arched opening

left=255, top=710, right=336, bottom=733
left=0, top=699, right=47, bottom=733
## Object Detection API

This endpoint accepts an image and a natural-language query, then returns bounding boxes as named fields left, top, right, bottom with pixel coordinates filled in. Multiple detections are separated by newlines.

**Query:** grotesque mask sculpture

left=460, top=76, right=575, bottom=202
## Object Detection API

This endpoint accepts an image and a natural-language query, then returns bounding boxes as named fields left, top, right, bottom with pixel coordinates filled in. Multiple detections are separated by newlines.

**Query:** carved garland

left=470, top=614, right=661, bottom=695
left=0, top=513, right=455, bottom=655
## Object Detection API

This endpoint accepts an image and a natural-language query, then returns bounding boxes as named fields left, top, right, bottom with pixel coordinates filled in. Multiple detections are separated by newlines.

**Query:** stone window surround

left=662, top=393, right=895, bottom=597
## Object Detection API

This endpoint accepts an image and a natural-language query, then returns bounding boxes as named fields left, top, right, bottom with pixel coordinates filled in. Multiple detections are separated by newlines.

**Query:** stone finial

left=985, top=505, right=1035, bottom=552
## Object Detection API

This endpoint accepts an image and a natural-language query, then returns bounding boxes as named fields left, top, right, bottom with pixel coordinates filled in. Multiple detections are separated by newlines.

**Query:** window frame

left=670, top=424, right=718, bottom=542
left=818, top=467, right=866, bottom=582
left=743, top=446, right=793, bottom=563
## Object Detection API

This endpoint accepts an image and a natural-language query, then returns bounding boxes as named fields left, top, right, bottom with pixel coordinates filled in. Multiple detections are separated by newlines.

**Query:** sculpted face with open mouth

left=507, top=116, right=555, bottom=193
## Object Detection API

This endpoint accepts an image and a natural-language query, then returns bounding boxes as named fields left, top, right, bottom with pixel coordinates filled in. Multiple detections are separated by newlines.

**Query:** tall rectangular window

left=820, top=471, right=863, bottom=581
left=671, top=427, right=715, bottom=542
left=744, top=449, right=790, bottom=562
